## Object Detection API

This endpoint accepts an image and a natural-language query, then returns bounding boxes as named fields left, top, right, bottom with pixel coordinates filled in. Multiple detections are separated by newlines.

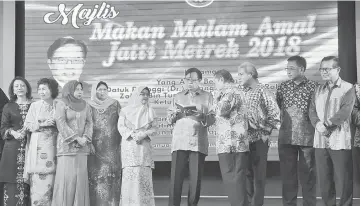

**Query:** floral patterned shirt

left=242, top=83, right=281, bottom=142
left=353, top=83, right=360, bottom=147
left=213, top=84, right=249, bottom=154
left=276, top=77, right=318, bottom=146
left=167, top=89, right=214, bottom=155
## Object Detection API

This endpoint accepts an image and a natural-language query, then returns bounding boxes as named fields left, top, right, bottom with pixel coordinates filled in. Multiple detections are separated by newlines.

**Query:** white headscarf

left=121, top=86, right=156, bottom=129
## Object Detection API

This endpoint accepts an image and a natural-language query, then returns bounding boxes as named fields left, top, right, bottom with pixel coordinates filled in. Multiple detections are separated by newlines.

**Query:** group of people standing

left=166, top=55, right=359, bottom=206
left=0, top=43, right=359, bottom=206
left=0, top=76, right=157, bottom=205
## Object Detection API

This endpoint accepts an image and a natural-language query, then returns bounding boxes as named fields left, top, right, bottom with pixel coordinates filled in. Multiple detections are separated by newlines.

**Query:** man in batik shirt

left=309, top=56, right=355, bottom=206
left=213, top=69, right=249, bottom=206
left=352, top=83, right=360, bottom=183
left=276, top=56, right=318, bottom=206
left=238, top=62, right=280, bottom=206
left=167, top=67, right=215, bottom=206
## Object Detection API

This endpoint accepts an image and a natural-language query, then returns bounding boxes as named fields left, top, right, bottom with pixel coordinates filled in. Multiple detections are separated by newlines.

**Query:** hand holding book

left=175, top=103, right=198, bottom=116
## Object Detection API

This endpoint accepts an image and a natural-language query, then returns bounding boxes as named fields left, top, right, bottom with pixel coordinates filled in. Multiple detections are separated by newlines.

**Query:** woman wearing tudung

left=23, top=78, right=59, bottom=206
left=51, top=80, right=93, bottom=206
left=88, top=81, right=122, bottom=206
left=117, top=86, right=157, bottom=206
left=0, top=76, right=32, bottom=206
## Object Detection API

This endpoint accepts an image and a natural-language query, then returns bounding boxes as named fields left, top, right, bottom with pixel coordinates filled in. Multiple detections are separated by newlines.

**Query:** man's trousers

left=315, top=148, right=353, bottom=206
left=168, top=150, right=206, bottom=206
left=278, top=144, right=316, bottom=206
left=218, top=152, right=249, bottom=206
left=246, top=139, right=269, bottom=206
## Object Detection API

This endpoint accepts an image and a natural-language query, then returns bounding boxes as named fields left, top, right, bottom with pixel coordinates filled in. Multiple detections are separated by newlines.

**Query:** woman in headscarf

left=0, top=76, right=32, bottom=206
left=87, top=81, right=122, bottom=206
left=117, top=86, right=157, bottom=206
left=23, top=78, right=59, bottom=206
left=51, top=80, right=93, bottom=206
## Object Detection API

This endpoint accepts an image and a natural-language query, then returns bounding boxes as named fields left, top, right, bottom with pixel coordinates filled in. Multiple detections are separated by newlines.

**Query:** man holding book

left=167, top=67, right=215, bottom=206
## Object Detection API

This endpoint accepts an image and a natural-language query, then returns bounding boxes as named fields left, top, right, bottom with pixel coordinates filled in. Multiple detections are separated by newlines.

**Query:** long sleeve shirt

left=276, top=77, right=318, bottom=146
left=23, top=100, right=57, bottom=176
left=55, top=101, right=93, bottom=156
left=242, top=83, right=280, bottom=142
left=309, top=78, right=355, bottom=150
left=118, top=112, right=157, bottom=168
left=352, top=83, right=360, bottom=147
left=213, top=84, right=249, bottom=154
left=167, top=89, right=214, bottom=155
left=0, top=88, right=9, bottom=155
left=0, top=88, right=9, bottom=130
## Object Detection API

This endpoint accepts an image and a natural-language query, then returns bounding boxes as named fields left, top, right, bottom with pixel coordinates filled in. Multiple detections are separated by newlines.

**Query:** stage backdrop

left=24, top=1, right=339, bottom=161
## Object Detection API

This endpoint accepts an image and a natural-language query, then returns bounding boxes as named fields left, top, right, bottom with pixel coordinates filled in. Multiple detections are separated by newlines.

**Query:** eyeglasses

left=184, top=78, right=200, bottom=83
left=284, top=67, right=299, bottom=71
left=319, top=67, right=339, bottom=72
left=51, top=57, right=85, bottom=64
left=140, top=93, right=150, bottom=97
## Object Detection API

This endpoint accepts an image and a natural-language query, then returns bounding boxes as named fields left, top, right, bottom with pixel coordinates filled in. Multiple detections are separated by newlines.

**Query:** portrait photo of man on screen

left=46, top=36, right=91, bottom=97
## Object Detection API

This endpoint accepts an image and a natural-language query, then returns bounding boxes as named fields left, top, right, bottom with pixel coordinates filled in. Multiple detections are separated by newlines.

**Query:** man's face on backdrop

left=47, top=44, right=85, bottom=86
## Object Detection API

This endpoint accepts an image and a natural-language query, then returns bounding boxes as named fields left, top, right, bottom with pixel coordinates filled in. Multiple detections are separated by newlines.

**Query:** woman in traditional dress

left=88, top=81, right=122, bottom=206
left=23, top=78, right=59, bottom=206
left=0, top=76, right=32, bottom=206
left=51, top=80, right=93, bottom=206
left=117, top=86, right=157, bottom=206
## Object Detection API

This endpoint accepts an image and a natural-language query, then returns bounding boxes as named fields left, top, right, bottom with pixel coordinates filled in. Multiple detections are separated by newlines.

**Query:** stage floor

left=152, top=161, right=360, bottom=205
left=154, top=197, right=360, bottom=206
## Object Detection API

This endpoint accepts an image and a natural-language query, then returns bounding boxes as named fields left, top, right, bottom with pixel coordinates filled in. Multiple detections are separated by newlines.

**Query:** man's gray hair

left=238, top=62, right=258, bottom=79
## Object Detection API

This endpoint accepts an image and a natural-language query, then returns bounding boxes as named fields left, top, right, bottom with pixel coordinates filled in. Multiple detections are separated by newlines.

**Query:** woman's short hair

left=96, top=81, right=108, bottom=90
left=37, top=78, right=59, bottom=99
left=47, top=37, right=88, bottom=59
left=8, top=76, right=32, bottom=102
left=214, top=69, right=235, bottom=83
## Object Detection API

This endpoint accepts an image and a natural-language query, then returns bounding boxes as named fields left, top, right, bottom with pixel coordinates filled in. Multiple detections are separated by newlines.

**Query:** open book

left=175, top=103, right=197, bottom=116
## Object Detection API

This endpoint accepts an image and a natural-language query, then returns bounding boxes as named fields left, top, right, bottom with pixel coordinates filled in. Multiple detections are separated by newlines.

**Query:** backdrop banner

left=25, top=1, right=339, bottom=161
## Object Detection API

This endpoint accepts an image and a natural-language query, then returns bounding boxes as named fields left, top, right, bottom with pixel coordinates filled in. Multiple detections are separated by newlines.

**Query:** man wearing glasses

left=167, top=67, right=215, bottom=206
left=276, top=55, right=318, bottom=206
left=309, top=56, right=355, bottom=206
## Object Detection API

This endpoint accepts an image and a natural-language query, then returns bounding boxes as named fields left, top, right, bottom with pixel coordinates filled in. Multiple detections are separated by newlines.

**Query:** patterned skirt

left=3, top=182, right=30, bottom=206
left=120, top=167, right=155, bottom=206
left=29, top=173, right=55, bottom=206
